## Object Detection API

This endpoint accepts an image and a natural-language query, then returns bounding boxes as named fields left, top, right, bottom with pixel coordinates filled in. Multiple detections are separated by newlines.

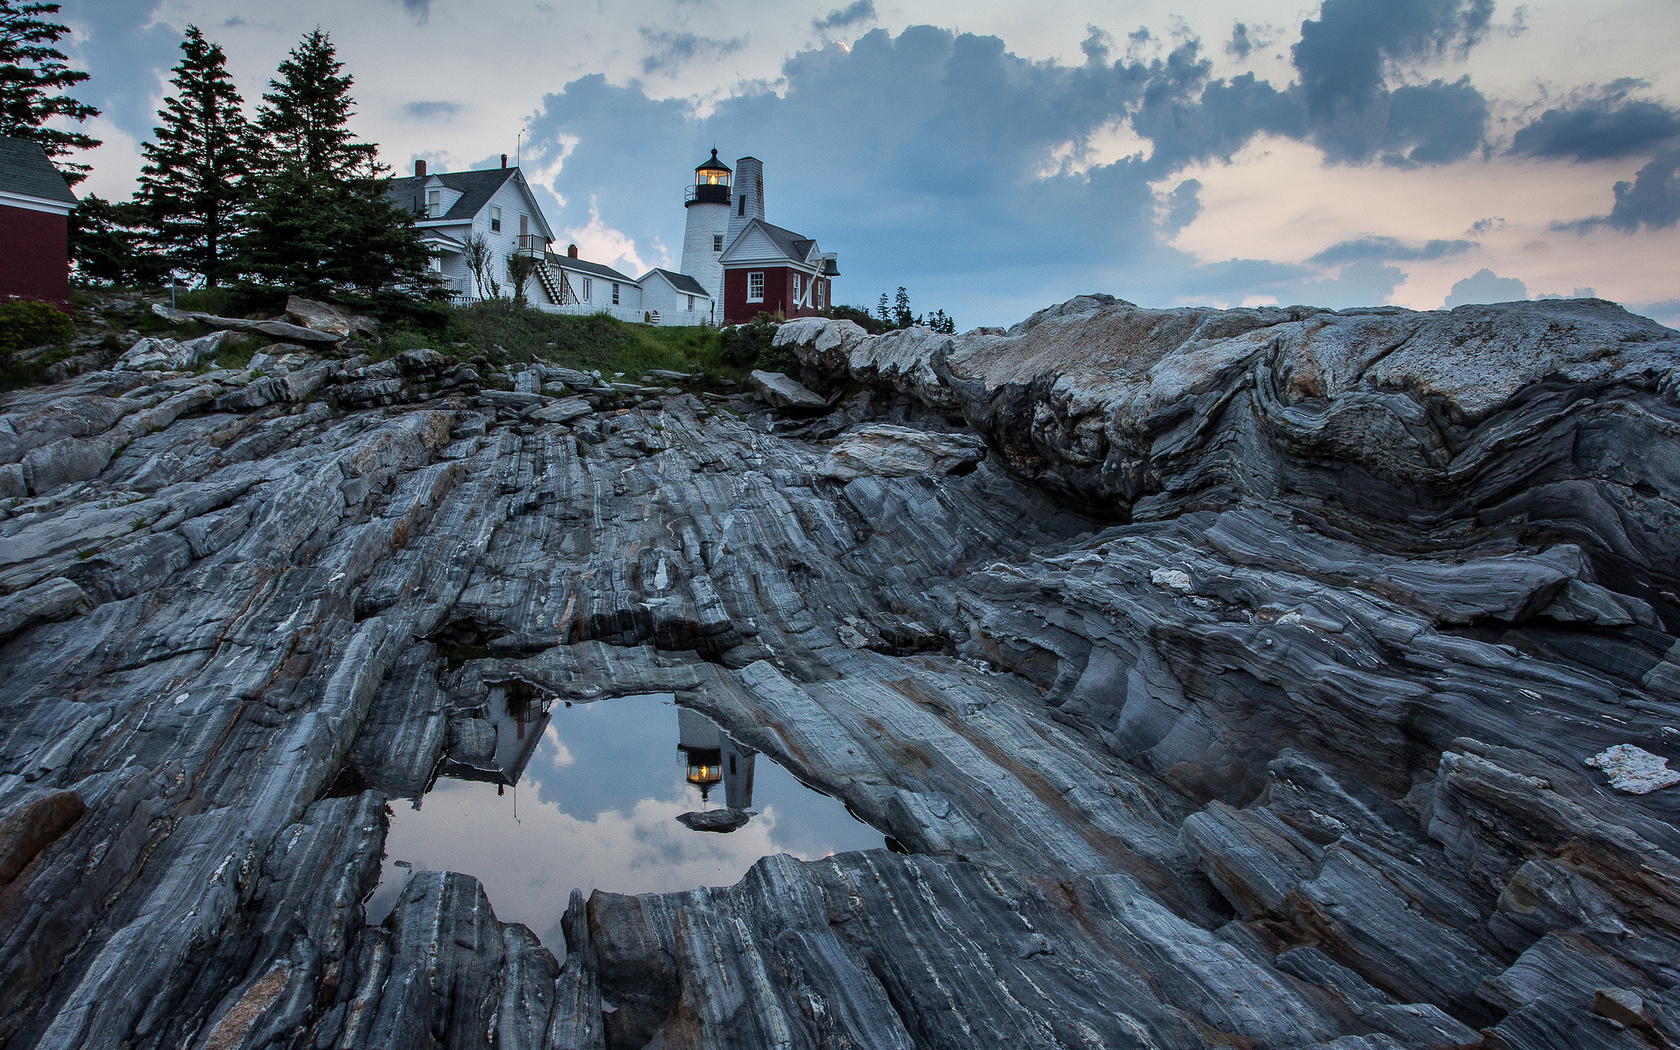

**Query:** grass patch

left=374, top=301, right=735, bottom=378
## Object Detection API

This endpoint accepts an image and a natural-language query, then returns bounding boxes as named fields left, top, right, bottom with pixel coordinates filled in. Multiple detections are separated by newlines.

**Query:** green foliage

left=720, top=312, right=795, bottom=372
left=71, top=195, right=169, bottom=285
left=0, top=298, right=73, bottom=354
left=378, top=301, right=729, bottom=377
left=137, top=25, right=253, bottom=288
left=238, top=29, right=436, bottom=298
left=0, top=1, right=99, bottom=183
left=871, top=286, right=954, bottom=333
left=253, top=28, right=376, bottom=179
left=505, top=251, right=537, bottom=309
left=824, top=304, right=887, bottom=334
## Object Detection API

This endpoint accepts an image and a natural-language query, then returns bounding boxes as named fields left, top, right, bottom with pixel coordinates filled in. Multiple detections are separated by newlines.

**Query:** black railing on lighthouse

left=685, top=183, right=731, bottom=205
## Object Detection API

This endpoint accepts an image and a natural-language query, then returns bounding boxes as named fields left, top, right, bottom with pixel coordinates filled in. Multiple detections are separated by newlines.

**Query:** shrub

left=0, top=300, right=75, bottom=356
left=721, top=312, right=795, bottom=371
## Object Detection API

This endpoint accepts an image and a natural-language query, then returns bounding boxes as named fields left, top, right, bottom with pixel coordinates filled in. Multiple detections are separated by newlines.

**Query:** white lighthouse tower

left=680, top=150, right=733, bottom=306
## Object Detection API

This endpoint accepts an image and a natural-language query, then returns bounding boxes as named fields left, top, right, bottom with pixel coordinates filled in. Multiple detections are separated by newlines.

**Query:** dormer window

left=490, top=205, right=501, bottom=232
left=427, top=189, right=440, bottom=217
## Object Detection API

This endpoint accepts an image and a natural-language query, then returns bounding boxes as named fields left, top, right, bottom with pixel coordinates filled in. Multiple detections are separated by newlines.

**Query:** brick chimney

left=568, top=243, right=578, bottom=258
left=501, top=153, right=508, bottom=169
left=414, top=159, right=427, bottom=177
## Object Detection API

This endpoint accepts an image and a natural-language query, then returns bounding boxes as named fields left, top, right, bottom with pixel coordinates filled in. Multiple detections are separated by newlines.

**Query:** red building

left=718, top=218, right=839, bottom=324
left=712, top=155, right=838, bottom=325
left=0, top=136, right=77, bottom=306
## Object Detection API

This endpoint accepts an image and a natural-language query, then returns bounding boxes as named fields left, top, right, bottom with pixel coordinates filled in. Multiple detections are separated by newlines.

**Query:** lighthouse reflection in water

left=370, top=692, right=883, bottom=946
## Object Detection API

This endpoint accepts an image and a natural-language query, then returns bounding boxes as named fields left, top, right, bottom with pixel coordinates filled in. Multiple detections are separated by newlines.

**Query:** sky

left=53, top=0, right=1680, bottom=328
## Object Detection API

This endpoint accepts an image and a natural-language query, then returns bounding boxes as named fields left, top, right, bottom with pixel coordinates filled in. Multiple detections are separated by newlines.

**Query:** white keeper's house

left=387, top=147, right=833, bottom=327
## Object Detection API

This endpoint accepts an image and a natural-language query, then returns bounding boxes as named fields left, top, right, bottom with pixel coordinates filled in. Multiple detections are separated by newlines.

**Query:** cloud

left=813, top=1, right=877, bottom=34
left=402, top=100, right=463, bottom=121
left=58, top=0, right=180, bottom=147
left=398, top=0, right=430, bottom=24
left=1290, top=0, right=1494, bottom=164
left=639, top=28, right=747, bottom=76
left=1226, top=22, right=1255, bottom=60
left=1443, top=267, right=1527, bottom=306
left=1309, top=236, right=1474, bottom=264
left=564, top=195, right=666, bottom=275
left=1562, top=148, right=1680, bottom=233
left=1510, top=98, right=1680, bottom=162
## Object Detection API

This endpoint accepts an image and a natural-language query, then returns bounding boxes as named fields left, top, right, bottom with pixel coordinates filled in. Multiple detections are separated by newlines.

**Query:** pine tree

left=241, top=29, right=434, bottom=297
left=253, top=28, right=376, bottom=179
left=877, top=292, right=890, bottom=321
left=137, top=26, right=253, bottom=287
left=893, top=286, right=913, bottom=328
left=0, top=1, right=99, bottom=183
left=70, top=195, right=168, bottom=286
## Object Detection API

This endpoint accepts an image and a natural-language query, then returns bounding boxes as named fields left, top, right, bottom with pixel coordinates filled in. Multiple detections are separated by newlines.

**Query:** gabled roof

left=719, top=218, right=819, bottom=268
left=387, top=166, right=517, bottom=223
left=0, top=136, right=76, bottom=206
left=642, top=268, right=711, bottom=297
left=546, top=253, right=637, bottom=284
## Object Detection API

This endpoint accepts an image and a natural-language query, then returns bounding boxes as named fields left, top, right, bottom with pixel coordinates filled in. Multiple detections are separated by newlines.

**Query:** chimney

left=414, top=159, right=427, bottom=177
left=501, top=153, right=508, bottom=169
left=568, top=243, right=578, bottom=258
left=727, top=156, right=765, bottom=244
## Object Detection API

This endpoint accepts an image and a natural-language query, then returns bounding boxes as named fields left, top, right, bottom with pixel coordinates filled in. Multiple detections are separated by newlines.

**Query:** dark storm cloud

left=813, top=1, right=876, bottom=33
left=639, top=28, right=748, bottom=76
left=1444, top=267, right=1528, bottom=306
left=1559, top=149, right=1680, bottom=233
left=1309, top=236, right=1474, bottom=264
left=1510, top=97, right=1680, bottom=162
left=403, top=101, right=463, bottom=121
left=59, top=0, right=181, bottom=144
left=1290, top=0, right=1494, bottom=164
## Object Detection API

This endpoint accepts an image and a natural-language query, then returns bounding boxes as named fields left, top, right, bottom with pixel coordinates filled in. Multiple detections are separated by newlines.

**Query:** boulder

left=748, top=369, right=826, bottom=410
left=818, top=423, right=986, bottom=481
left=283, top=296, right=379, bottom=339
left=528, top=397, right=592, bottom=425
left=116, top=330, right=237, bottom=372
left=676, top=809, right=751, bottom=833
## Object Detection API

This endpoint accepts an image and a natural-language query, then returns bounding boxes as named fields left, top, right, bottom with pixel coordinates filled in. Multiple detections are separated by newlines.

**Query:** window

left=817, top=281, right=825, bottom=309
left=747, top=271, right=764, bottom=302
left=582, top=276, right=592, bottom=301
left=793, top=273, right=802, bottom=304
left=427, top=189, right=440, bottom=217
left=737, top=195, right=745, bottom=216
left=713, top=233, right=723, bottom=252
left=490, top=205, right=501, bottom=232
left=687, top=295, right=695, bottom=310
left=519, top=214, right=528, bottom=236
left=611, top=282, right=620, bottom=305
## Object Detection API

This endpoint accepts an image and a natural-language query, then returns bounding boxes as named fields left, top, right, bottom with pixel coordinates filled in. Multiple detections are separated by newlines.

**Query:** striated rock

left=817, top=422, right=985, bottom=480
left=0, top=294, right=1677, bottom=1049
left=151, top=302, right=341, bottom=343
left=283, top=295, right=379, bottom=339
left=748, top=368, right=826, bottom=409
left=115, top=330, right=238, bottom=371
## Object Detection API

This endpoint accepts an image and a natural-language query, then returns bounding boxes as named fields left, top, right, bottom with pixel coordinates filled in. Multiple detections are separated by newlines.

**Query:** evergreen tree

left=70, top=195, right=168, bottom=286
left=253, top=28, right=376, bottom=179
left=893, top=286, right=914, bottom=328
left=877, top=292, right=890, bottom=321
left=137, top=26, right=253, bottom=287
left=0, top=1, right=98, bottom=183
left=240, top=29, right=434, bottom=297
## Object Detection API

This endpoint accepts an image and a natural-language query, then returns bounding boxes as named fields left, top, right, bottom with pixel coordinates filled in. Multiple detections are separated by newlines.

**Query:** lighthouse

left=680, top=149, right=733, bottom=305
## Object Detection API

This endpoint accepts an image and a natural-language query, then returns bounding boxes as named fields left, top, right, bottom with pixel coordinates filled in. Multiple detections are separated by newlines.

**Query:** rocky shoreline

left=2, top=294, right=1678, bottom=1048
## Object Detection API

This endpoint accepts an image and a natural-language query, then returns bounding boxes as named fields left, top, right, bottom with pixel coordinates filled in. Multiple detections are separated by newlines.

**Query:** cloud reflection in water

left=371, top=694, right=882, bottom=945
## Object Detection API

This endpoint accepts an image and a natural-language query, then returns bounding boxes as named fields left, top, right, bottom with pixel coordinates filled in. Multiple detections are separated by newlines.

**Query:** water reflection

left=369, top=693, right=883, bottom=944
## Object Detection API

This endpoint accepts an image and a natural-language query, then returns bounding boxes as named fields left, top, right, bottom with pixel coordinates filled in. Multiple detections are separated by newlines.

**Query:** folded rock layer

left=0, top=296, right=1676, bottom=1049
